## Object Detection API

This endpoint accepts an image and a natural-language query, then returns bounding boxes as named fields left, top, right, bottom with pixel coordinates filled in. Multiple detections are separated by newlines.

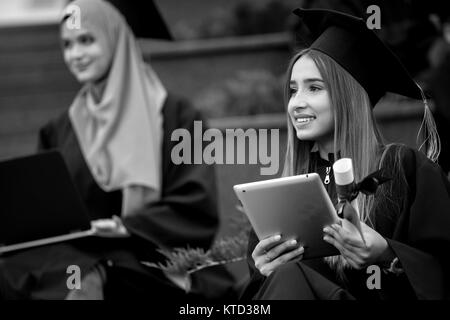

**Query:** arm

left=324, top=147, right=450, bottom=299
left=122, top=99, right=220, bottom=251
left=385, top=150, right=450, bottom=299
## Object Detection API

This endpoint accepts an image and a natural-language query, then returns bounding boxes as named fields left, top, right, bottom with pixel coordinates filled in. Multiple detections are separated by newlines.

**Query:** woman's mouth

left=73, top=62, right=91, bottom=72
left=295, top=115, right=316, bottom=125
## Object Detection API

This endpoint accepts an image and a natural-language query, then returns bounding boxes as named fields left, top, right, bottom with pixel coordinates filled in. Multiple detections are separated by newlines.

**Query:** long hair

left=283, top=49, right=384, bottom=218
left=282, top=49, right=389, bottom=274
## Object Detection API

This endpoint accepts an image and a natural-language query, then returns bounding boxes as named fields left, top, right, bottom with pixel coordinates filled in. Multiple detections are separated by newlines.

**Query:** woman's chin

left=75, top=75, right=91, bottom=84
left=296, top=130, right=314, bottom=141
left=73, top=72, right=96, bottom=84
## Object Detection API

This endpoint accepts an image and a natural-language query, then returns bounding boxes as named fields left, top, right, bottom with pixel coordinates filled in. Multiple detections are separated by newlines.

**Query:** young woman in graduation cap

left=242, top=8, right=450, bottom=300
left=0, top=0, right=219, bottom=299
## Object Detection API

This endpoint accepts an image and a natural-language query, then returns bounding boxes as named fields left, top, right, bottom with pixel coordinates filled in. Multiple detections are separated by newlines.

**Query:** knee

left=256, top=261, right=313, bottom=300
left=267, top=261, right=304, bottom=284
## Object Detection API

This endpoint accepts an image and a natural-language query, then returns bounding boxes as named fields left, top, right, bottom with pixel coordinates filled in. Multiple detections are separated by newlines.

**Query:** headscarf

left=62, top=0, right=165, bottom=216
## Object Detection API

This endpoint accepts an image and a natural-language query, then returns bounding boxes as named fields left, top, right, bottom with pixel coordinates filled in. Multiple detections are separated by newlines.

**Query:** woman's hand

left=323, top=219, right=389, bottom=269
left=91, top=215, right=130, bottom=238
left=252, top=234, right=304, bottom=277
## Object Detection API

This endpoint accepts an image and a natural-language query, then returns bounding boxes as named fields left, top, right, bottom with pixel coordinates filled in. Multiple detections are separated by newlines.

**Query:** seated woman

left=242, top=8, right=450, bottom=300
left=0, top=0, right=219, bottom=300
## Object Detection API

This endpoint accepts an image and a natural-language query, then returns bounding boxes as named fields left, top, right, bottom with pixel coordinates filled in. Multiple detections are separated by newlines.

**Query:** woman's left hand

left=323, top=219, right=388, bottom=269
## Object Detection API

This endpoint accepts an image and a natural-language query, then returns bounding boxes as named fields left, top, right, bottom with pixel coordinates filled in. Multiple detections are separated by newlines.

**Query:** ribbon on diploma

left=335, top=169, right=391, bottom=244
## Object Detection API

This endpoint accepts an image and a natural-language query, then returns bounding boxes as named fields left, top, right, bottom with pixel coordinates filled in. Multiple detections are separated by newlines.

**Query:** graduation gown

left=424, top=54, right=450, bottom=174
left=0, top=94, right=219, bottom=299
left=241, top=145, right=450, bottom=300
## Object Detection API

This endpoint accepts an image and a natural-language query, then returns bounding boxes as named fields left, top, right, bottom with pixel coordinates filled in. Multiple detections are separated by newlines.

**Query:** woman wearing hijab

left=241, top=8, right=450, bottom=300
left=0, top=0, right=219, bottom=299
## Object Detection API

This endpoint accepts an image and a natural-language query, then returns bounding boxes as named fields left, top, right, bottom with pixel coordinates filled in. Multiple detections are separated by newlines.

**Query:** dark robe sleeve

left=239, top=228, right=266, bottom=299
left=246, top=229, right=260, bottom=278
left=122, top=97, right=219, bottom=251
left=386, top=148, right=450, bottom=299
left=37, top=121, right=56, bottom=151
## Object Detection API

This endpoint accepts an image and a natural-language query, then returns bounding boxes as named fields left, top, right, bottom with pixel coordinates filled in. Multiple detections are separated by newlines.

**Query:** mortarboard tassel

left=416, top=83, right=441, bottom=163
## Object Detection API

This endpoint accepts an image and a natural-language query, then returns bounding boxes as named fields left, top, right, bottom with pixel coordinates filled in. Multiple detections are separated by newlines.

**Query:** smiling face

left=61, top=23, right=112, bottom=84
left=287, top=54, right=334, bottom=149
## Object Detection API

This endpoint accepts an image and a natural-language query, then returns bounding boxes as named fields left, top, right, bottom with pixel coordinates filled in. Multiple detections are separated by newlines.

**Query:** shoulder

left=382, top=144, right=449, bottom=190
left=382, top=143, right=440, bottom=171
left=39, top=110, right=72, bottom=142
left=164, top=93, right=203, bottom=118
left=162, top=93, right=205, bottom=130
left=42, top=110, right=70, bottom=129
left=396, top=145, right=443, bottom=176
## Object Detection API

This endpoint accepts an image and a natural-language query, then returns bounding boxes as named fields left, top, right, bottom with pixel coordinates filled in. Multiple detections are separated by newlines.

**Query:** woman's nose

left=68, top=44, right=84, bottom=60
left=290, top=101, right=308, bottom=115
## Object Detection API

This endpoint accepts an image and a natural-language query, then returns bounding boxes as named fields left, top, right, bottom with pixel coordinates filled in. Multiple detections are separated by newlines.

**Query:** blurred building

left=0, top=0, right=435, bottom=172
left=0, top=0, right=66, bottom=26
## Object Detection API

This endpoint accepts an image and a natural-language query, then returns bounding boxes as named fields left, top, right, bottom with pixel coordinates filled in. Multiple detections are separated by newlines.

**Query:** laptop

left=0, top=151, right=96, bottom=254
left=233, top=173, right=340, bottom=259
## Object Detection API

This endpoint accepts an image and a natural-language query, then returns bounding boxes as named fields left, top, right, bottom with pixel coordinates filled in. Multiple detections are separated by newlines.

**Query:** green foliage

left=146, top=247, right=211, bottom=275
left=146, top=211, right=251, bottom=275
left=146, top=231, right=249, bottom=275
left=208, top=231, right=249, bottom=265
left=174, top=0, right=300, bottom=40
left=232, top=0, right=297, bottom=36
left=195, top=69, right=284, bottom=118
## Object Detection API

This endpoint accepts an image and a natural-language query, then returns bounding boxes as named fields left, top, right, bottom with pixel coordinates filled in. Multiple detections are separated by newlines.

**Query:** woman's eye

left=62, top=40, right=71, bottom=49
left=289, top=87, right=297, bottom=96
left=309, top=85, right=322, bottom=92
left=79, top=35, right=94, bottom=45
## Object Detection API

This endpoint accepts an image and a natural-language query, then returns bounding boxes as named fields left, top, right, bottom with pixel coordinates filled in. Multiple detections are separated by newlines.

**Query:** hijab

left=62, top=0, right=165, bottom=216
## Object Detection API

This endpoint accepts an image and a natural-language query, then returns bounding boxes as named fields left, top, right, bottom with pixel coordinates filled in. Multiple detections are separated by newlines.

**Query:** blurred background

left=1, top=0, right=449, bottom=296
left=0, top=0, right=449, bottom=237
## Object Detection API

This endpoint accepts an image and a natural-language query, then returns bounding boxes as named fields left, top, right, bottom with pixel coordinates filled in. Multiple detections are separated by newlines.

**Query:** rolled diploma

left=333, top=158, right=360, bottom=218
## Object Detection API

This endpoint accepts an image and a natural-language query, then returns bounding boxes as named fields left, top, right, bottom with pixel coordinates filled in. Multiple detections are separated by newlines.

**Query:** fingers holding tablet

left=253, top=234, right=281, bottom=257
left=252, top=235, right=304, bottom=277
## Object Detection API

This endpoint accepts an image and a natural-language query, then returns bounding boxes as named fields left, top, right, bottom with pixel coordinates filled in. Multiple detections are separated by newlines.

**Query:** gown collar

left=310, top=142, right=336, bottom=163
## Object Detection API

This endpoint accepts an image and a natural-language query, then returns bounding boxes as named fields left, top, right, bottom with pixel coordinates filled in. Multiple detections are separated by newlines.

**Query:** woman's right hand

left=252, top=234, right=304, bottom=277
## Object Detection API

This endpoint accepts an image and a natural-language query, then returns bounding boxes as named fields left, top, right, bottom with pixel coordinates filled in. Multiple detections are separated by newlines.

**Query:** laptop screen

left=0, top=151, right=91, bottom=246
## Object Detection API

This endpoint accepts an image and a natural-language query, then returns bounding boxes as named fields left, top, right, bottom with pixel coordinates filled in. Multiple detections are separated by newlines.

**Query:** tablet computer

left=233, top=173, right=340, bottom=259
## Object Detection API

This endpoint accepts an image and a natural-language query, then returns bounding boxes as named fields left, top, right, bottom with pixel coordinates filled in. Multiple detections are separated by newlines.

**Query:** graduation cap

left=105, top=0, right=172, bottom=40
left=293, top=8, right=425, bottom=106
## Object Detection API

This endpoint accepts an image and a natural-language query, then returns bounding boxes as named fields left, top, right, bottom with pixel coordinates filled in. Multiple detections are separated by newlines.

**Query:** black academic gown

left=241, top=145, right=450, bottom=300
left=425, top=54, right=450, bottom=174
left=0, top=94, right=219, bottom=300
